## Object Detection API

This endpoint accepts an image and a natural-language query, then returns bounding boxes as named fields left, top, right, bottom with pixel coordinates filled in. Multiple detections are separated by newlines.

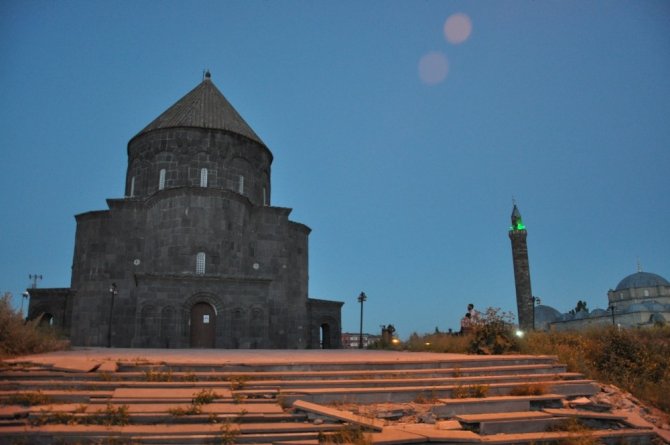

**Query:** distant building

left=341, top=332, right=381, bottom=349
left=540, top=270, right=670, bottom=331
left=27, top=73, right=343, bottom=348
left=507, top=205, right=669, bottom=331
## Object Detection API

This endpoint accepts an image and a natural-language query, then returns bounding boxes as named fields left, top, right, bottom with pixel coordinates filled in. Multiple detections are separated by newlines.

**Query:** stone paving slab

left=432, top=394, right=564, bottom=417
left=293, top=400, right=385, bottom=431
left=386, top=425, right=481, bottom=443
left=96, top=361, right=118, bottom=372
left=455, top=410, right=554, bottom=423
left=0, top=421, right=342, bottom=435
left=112, top=387, right=232, bottom=399
left=23, top=402, right=283, bottom=414
left=542, top=407, right=628, bottom=421
left=479, top=428, right=656, bottom=444
left=3, top=348, right=558, bottom=368
left=478, top=416, right=568, bottom=435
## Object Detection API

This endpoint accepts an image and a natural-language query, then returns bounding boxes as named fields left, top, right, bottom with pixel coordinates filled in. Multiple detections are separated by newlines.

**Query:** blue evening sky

left=1, top=1, right=668, bottom=338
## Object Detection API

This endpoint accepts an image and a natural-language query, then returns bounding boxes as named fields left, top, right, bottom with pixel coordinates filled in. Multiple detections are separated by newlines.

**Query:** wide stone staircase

left=0, top=352, right=662, bottom=444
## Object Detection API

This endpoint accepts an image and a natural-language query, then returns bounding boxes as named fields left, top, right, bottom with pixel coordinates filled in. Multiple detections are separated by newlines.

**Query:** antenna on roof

left=637, top=258, right=642, bottom=272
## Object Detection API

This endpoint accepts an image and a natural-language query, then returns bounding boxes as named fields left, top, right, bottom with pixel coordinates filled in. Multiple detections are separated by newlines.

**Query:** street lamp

left=21, top=291, right=29, bottom=318
left=531, top=296, right=541, bottom=330
left=107, top=283, right=118, bottom=348
left=608, top=303, right=615, bottom=326
left=357, top=292, right=367, bottom=349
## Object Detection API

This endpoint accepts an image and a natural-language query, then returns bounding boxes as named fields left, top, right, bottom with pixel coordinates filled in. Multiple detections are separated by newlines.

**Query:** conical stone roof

left=133, top=73, right=265, bottom=145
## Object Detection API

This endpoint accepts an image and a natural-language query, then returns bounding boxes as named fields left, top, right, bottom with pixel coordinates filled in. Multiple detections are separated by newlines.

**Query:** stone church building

left=28, top=73, right=343, bottom=349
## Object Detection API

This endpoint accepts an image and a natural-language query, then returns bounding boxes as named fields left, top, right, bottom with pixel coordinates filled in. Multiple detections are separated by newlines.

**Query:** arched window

left=262, top=186, right=267, bottom=206
left=129, top=176, right=136, bottom=197
left=238, top=175, right=244, bottom=194
left=200, top=168, right=208, bottom=187
left=196, top=252, right=206, bottom=275
left=158, top=169, right=166, bottom=190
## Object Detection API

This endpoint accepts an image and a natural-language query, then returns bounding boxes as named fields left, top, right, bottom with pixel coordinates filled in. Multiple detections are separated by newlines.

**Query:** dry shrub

left=0, top=293, right=68, bottom=358
left=452, top=384, right=489, bottom=398
left=517, top=326, right=670, bottom=414
left=509, top=382, right=548, bottom=396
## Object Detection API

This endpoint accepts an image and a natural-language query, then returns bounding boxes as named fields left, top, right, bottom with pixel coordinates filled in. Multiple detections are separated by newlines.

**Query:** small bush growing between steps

left=547, top=417, right=598, bottom=445
left=318, top=425, right=372, bottom=445
left=452, top=384, right=490, bottom=398
left=169, top=389, right=223, bottom=416
left=31, top=404, right=129, bottom=426
left=509, top=382, right=548, bottom=396
left=5, top=390, right=53, bottom=406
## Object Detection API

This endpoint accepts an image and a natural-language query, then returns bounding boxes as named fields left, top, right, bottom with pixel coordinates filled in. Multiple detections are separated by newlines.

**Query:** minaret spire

left=509, top=203, right=534, bottom=331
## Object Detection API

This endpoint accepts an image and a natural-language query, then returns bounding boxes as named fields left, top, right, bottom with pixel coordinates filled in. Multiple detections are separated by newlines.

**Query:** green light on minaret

left=510, top=204, right=525, bottom=231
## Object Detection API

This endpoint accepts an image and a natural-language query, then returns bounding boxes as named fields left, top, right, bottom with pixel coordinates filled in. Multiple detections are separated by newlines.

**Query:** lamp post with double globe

left=357, top=292, right=367, bottom=349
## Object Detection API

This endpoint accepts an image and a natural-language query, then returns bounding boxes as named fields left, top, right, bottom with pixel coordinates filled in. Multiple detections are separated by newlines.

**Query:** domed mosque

left=538, top=267, right=670, bottom=331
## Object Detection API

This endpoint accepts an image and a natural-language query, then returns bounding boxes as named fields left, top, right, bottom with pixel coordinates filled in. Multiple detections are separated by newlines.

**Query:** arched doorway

left=39, top=313, right=54, bottom=327
left=190, top=302, right=216, bottom=348
left=320, top=323, right=331, bottom=349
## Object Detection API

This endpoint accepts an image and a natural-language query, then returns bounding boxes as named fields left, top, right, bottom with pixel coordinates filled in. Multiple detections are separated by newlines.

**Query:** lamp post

left=357, top=292, right=367, bottom=349
left=107, top=283, right=118, bottom=348
left=21, top=291, right=29, bottom=318
left=531, top=296, right=541, bottom=330
left=608, top=303, right=615, bottom=326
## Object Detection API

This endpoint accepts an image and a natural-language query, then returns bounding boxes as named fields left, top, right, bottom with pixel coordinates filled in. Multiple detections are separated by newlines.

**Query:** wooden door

left=190, top=303, right=216, bottom=348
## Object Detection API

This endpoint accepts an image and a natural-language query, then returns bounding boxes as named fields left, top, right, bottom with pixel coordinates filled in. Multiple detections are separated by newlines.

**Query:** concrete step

left=0, top=363, right=568, bottom=381
left=479, top=428, right=657, bottom=444
left=278, top=379, right=598, bottom=405
left=115, top=355, right=561, bottom=373
left=0, top=422, right=344, bottom=443
left=455, top=410, right=554, bottom=424
left=432, top=394, right=565, bottom=417
left=0, top=371, right=583, bottom=394
left=477, top=416, right=569, bottom=435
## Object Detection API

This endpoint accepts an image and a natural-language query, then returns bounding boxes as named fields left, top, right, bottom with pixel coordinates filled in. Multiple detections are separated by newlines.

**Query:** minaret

left=508, top=204, right=534, bottom=330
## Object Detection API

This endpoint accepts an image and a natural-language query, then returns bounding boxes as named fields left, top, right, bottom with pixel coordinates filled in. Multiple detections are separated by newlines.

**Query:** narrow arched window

left=158, top=169, right=166, bottom=190
left=129, top=176, right=136, bottom=197
left=196, top=252, right=206, bottom=275
left=262, top=186, right=267, bottom=206
left=238, top=175, right=244, bottom=194
left=200, top=168, right=208, bottom=187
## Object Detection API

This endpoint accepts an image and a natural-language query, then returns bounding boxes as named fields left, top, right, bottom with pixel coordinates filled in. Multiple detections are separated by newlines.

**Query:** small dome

left=626, top=303, right=648, bottom=314
left=591, top=308, right=607, bottom=317
left=615, top=272, right=669, bottom=291
left=535, top=305, right=561, bottom=324
left=650, top=313, right=666, bottom=324
left=574, top=310, right=589, bottom=320
left=644, top=301, right=665, bottom=312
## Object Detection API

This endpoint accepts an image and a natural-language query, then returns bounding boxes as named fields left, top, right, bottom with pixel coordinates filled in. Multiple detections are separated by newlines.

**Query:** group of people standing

left=460, top=303, right=480, bottom=334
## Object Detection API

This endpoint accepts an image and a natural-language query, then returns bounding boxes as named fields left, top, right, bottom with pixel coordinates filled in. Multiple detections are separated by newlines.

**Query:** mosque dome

left=591, top=308, right=607, bottom=317
left=615, top=272, right=670, bottom=291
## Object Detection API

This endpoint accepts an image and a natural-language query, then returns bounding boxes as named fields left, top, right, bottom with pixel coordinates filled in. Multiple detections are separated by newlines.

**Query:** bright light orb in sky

left=418, top=51, right=449, bottom=85
left=444, top=13, right=472, bottom=44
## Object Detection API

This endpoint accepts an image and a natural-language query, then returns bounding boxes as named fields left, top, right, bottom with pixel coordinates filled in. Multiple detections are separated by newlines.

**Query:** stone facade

left=28, top=74, right=343, bottom=348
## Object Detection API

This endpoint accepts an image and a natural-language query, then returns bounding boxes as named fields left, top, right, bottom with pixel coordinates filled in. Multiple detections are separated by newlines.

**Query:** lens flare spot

left=418, top=51, right=449, bottom=85
left=444, top=13, right=472, bottom=44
